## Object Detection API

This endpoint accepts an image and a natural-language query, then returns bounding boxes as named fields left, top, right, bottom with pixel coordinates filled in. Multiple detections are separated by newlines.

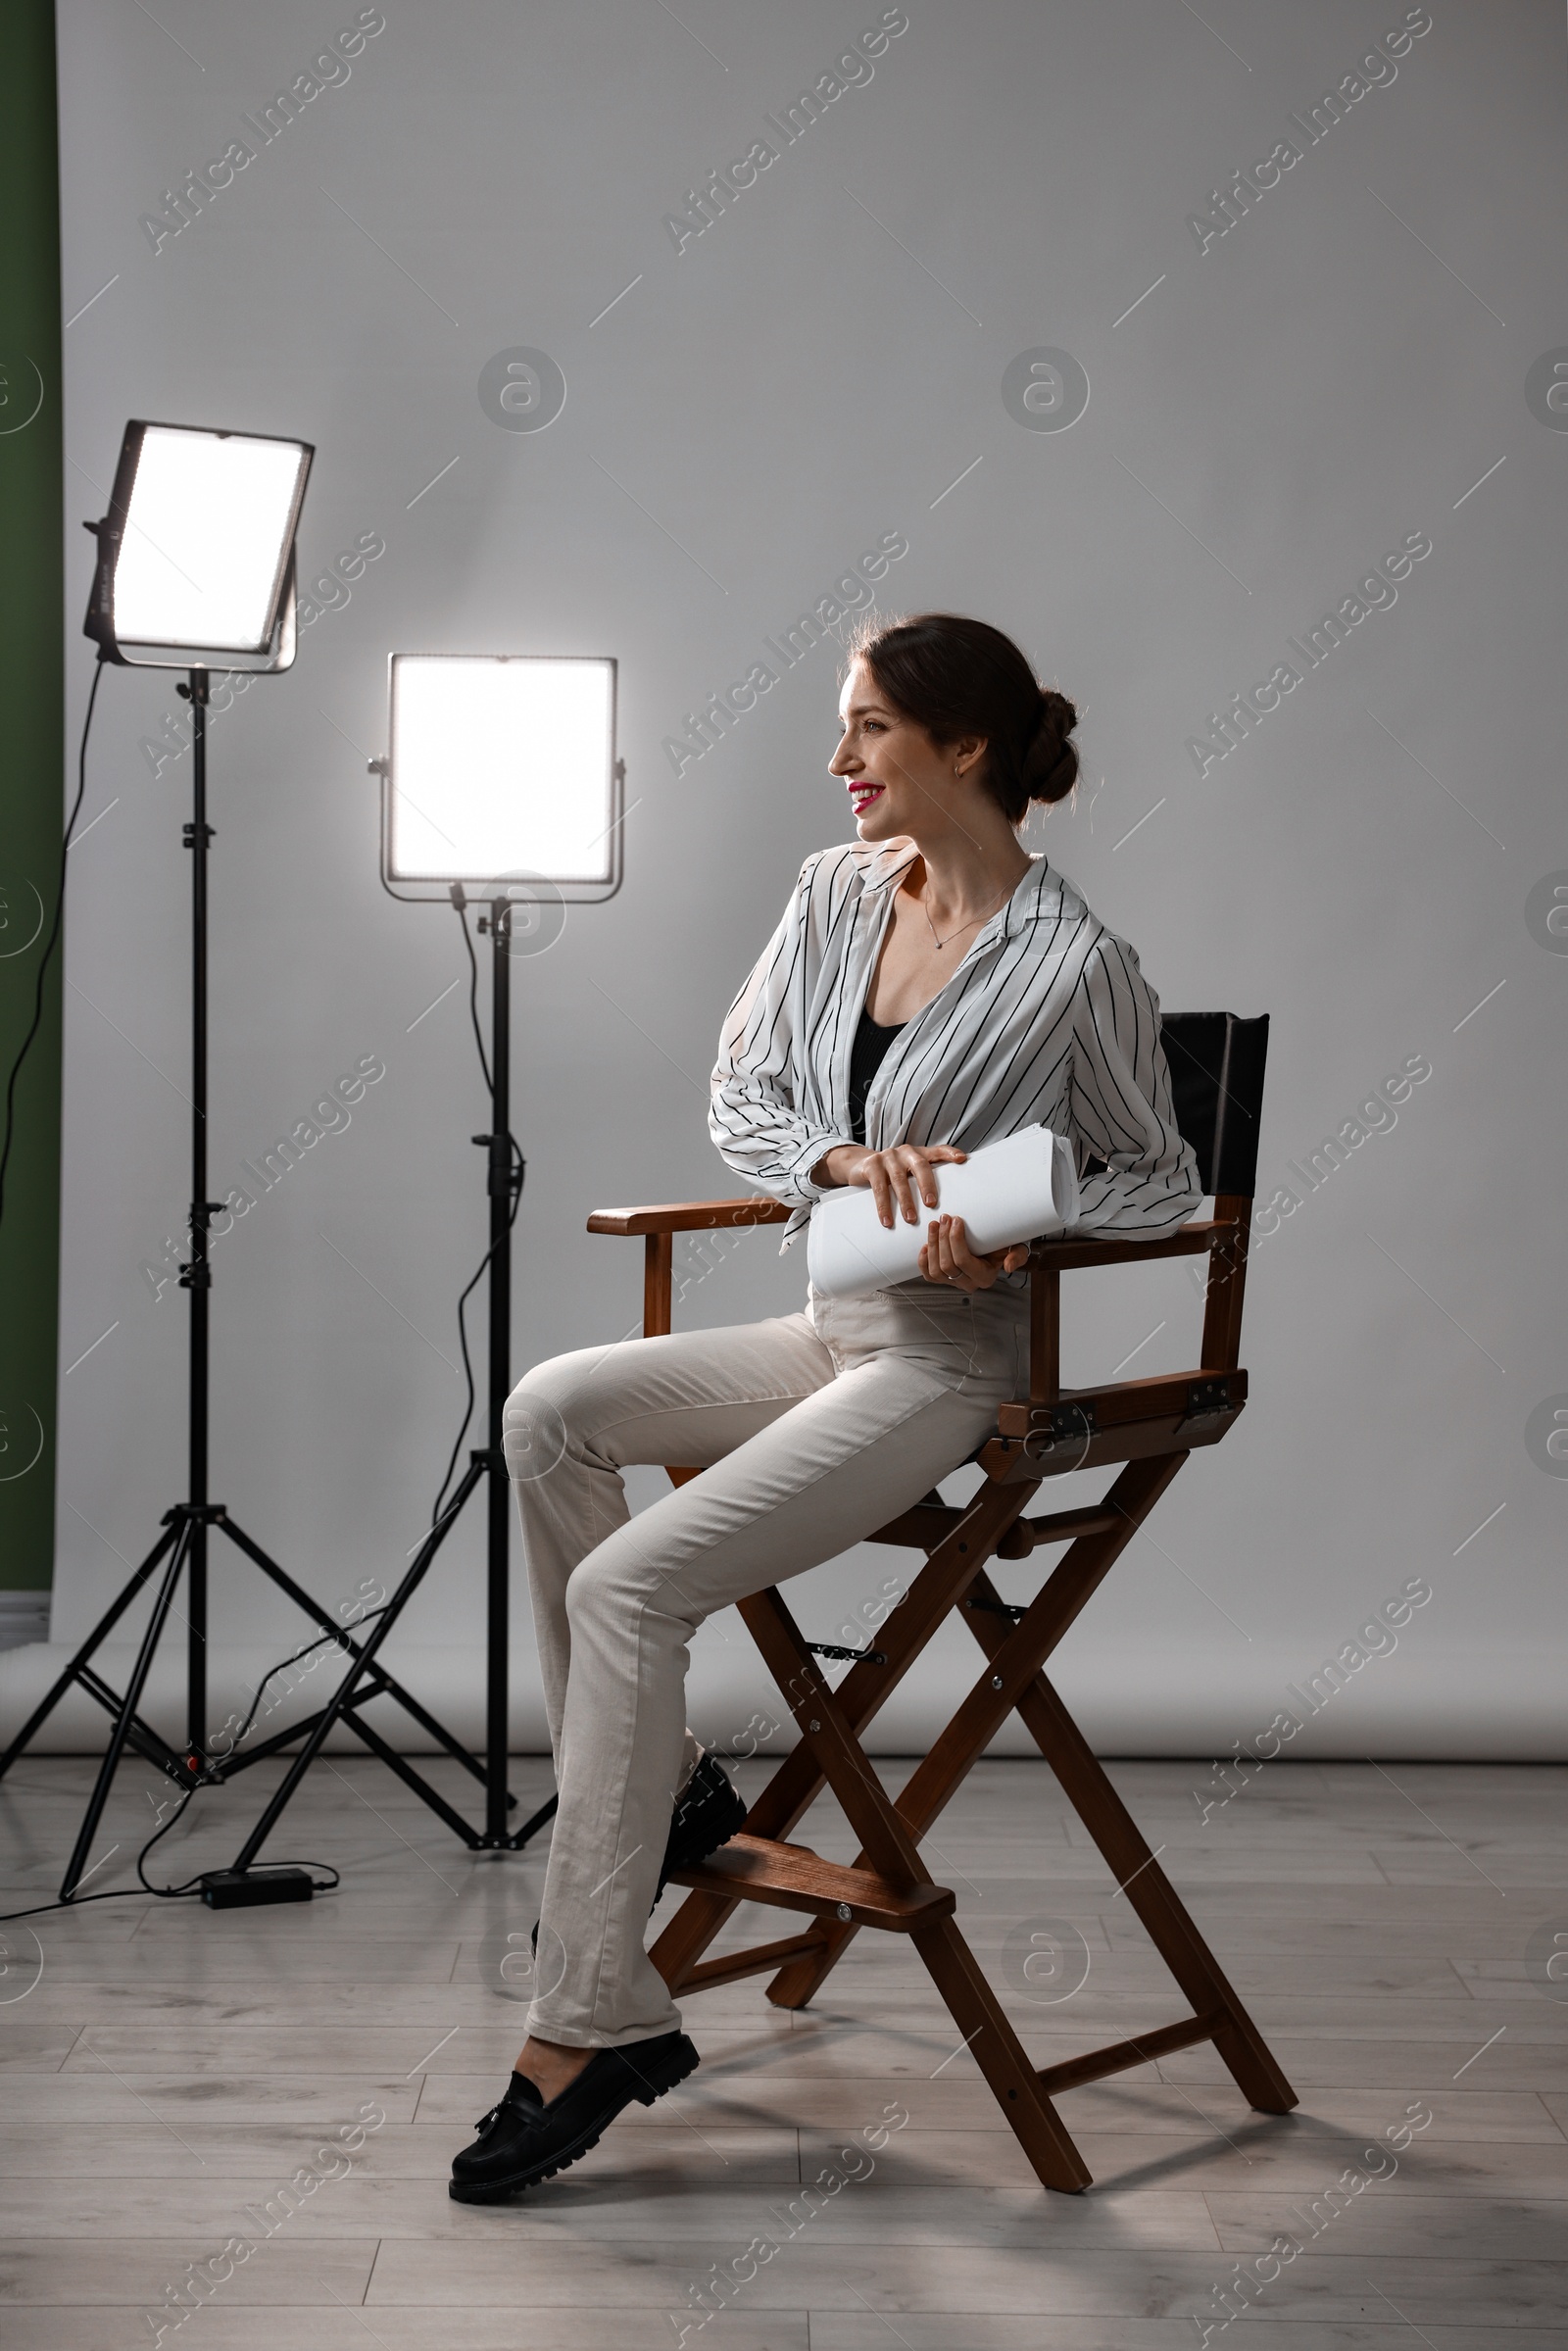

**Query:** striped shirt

left=709, top=840, right=1202, bottom=1264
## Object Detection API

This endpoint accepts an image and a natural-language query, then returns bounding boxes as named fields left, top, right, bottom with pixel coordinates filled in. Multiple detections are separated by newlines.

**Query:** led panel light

left=383, top=654, right=622, bottom=902
left=83, top=420, right=312, bottom=670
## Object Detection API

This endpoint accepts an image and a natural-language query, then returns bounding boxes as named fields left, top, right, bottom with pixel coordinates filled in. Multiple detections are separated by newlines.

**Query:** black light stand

left=217, top=643, right=628, bottom=1880
left=0, top=672, right=238, bottom=1892
left=0, top=676, right=502, bottom=1895
left=482, top=894, right=526, bottom=1843
left=219, top=890, right=557, bottom=1871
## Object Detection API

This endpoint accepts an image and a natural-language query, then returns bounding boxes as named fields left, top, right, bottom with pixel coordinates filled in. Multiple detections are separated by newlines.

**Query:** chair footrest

left=1035, top=2009, right=1225, bottom=2096
left=666, top=1834, right=955, bottom=1932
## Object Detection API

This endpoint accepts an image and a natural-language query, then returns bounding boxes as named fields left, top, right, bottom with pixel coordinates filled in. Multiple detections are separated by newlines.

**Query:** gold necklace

left=922, top=881, right=1009, bottom=951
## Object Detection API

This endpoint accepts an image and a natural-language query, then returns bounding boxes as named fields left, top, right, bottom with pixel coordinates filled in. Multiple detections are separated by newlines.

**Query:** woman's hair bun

left=849, top=612, right=1081, bottom=825
left=1023, top=688, right=1080, bottom=806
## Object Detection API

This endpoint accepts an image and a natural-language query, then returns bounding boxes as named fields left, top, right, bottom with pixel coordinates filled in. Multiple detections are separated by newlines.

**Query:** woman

left=450, top=612, right=1200, bottom=2201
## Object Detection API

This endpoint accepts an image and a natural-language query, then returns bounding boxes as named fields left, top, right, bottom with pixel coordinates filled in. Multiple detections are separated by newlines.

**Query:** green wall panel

left=0, top=0, right=64, bottom=1590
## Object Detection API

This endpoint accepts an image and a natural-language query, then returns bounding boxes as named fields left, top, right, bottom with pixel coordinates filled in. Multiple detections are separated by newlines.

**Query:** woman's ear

left=953, top=734, right=988, bottom=778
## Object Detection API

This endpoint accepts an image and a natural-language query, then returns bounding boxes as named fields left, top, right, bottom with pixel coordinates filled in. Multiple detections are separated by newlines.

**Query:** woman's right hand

left=811, top=1142, right=968, bottom=1230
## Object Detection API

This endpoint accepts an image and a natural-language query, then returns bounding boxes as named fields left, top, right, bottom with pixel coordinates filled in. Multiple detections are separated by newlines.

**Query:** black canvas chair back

left=1159, top=1011, right=1269, bottom=1198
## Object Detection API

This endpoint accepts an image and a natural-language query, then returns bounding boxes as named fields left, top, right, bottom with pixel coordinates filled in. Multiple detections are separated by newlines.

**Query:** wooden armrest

left=1024, top=1220, right=1228, bottom=1272
left=590, top=1207, right=1231, bottom=1250
left=587, top=1198, right=792, bottom=1237
left=593, top=1194, right=1252, bottom=1375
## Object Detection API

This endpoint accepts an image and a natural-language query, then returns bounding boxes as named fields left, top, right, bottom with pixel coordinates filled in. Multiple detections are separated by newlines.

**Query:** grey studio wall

left=18, top=0, right=1565, bottom=1762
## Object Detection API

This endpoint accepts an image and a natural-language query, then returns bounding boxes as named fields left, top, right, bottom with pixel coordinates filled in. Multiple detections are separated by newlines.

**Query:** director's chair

left=586, top=1011, right=1295, bottom=2192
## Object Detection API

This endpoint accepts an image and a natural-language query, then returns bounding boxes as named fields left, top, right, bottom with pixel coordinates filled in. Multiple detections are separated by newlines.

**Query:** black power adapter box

left=199, top=1868, right=315, bottom=1909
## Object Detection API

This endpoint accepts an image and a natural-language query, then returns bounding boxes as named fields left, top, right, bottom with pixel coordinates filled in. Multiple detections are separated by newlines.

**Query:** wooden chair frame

left=585, top=1038, right=1296, bottom=2192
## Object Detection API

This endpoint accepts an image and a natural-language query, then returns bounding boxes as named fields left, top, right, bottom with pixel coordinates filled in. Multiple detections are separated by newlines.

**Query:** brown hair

left=848, top=612, right=1079, bottom=822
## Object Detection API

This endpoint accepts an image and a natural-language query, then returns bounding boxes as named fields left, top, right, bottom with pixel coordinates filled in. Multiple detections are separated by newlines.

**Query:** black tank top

left=848, top=1007, right=906, bottom=1145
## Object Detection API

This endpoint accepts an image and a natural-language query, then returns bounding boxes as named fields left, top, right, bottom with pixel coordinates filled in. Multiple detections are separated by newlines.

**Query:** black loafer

left=449, top=2030, right=700, bottom=2200
left=657, top=1751, right=749, bottom=1900
left=526, top=1754, right=750, bottom=1955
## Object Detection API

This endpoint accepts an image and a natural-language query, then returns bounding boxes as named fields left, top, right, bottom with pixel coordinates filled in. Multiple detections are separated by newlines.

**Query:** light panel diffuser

left=115, top=428, right=306, bottom=651
left=384, top=655, right=620, bottom=899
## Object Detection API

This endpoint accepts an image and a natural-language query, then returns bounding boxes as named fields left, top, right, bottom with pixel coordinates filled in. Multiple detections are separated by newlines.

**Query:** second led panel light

left=384, top=655, right=621, bottom=901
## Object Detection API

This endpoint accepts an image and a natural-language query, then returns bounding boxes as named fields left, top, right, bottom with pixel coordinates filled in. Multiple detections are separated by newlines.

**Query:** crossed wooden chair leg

left=650, top=1450, right=1297, bottom=2193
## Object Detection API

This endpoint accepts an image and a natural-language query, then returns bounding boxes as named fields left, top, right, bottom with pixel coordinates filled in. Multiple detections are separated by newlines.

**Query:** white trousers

left=504, top=1276, right=1031, bottom=2046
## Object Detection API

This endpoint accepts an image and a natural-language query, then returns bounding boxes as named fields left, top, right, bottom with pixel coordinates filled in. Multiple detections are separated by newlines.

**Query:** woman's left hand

left=917, top=1213, right=1030, bottom=1293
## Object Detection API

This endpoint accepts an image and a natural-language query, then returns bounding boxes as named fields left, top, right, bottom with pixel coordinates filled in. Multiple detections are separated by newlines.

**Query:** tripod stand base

left=0, top=1497, right=515, bottom=1899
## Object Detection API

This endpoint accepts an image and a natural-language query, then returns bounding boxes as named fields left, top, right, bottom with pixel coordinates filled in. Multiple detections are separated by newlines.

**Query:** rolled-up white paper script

left=807, top=1126, right=1081, bottom=1300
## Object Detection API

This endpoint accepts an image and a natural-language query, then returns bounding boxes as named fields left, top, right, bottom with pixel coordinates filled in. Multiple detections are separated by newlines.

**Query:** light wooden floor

left=2, top=1751, right=1565, bottom=2349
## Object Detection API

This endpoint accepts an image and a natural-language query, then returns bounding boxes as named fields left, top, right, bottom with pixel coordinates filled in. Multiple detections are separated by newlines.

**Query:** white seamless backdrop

left=16, top=0, right=1565, bottom=1758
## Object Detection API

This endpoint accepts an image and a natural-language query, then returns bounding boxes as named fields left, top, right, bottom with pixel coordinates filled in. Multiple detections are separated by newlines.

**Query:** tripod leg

left=0, top=1522, right=181, bottom=1785
left=60, top=1522, right=193, bottom=1901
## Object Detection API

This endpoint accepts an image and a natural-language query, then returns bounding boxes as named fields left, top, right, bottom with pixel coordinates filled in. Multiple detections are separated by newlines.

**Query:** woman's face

left=829, top=657, right=983, bottom=841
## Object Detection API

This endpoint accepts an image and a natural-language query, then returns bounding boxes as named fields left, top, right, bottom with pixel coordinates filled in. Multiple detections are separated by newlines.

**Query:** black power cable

left=457, top=884, right=493, bottom=1093
left=0, top=1792, right=340, bottom=1924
